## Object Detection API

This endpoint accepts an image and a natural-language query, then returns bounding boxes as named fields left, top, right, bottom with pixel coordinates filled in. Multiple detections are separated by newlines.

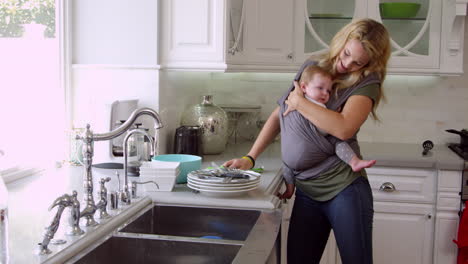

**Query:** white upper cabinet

left=159, top=0, right=226, bottom=71
left=159, top=0, right=296, bottom=72
left=159, top=0, right=468, bottom=75
left=297, top=0, right=467, bottom=75
left=227, top=0, right=297, bottom=72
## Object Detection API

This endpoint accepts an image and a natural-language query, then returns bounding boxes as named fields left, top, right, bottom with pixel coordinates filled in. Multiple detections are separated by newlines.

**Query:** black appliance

left=449, top=143, right=468, bottom=161
left=173, top=126, right=202, bottom=156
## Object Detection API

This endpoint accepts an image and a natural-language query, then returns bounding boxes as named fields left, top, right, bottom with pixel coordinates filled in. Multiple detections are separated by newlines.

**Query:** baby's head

left=299, top=65, right=333, bottom=104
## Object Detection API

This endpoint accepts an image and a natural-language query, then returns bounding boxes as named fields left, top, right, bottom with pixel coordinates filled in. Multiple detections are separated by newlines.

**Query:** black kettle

left=173, top=126, right=202, bottom=156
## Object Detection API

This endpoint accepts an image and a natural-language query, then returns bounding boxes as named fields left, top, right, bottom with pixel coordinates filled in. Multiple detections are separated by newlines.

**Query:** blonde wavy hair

left=312, top=18, right=391, bottom=120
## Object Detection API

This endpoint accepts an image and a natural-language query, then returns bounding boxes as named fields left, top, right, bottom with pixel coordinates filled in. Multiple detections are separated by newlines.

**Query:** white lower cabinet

left=373, top=202, right=435, bottom=264
left=434, top=212, right=459, bottom=264
left=433, top=170, right=462, bottom=264
left=281, top=167, right=461, bottom=264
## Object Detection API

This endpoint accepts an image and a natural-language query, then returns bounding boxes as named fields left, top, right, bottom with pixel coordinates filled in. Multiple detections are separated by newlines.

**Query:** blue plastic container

left=152, top=154, right=202, bottom=184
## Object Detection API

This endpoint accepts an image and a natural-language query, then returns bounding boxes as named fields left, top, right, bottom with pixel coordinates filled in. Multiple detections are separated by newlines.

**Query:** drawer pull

left=379, top=182, right=396, bottom=192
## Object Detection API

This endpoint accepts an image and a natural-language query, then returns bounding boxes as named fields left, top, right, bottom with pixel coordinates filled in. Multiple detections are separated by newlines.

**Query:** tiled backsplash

left=161, top=71, right=468, bottom=146
left=73, top=67, right=468, bottom=155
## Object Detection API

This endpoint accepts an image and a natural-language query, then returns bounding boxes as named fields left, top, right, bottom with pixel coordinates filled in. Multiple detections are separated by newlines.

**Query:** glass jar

left=181, top=95, right=229, bottom=154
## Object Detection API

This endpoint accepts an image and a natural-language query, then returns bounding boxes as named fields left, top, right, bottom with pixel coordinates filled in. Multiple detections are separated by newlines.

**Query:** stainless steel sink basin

left=70, top=204, right=282, bottom=264
left=73, top=234, right=241, bottom=264
left=120, top=205, right=261, bottom=241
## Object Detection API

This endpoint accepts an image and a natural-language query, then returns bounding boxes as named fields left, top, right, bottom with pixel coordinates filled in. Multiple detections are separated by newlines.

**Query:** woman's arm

left=284, top=81, right=372, bottom=140
left=223, top=107, right=281, bottom=169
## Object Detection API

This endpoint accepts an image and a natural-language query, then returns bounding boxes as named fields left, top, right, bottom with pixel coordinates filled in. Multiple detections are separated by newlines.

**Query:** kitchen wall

left=71, top=0, right=161, bottom=154
left=71, top=1, right=468, bottom=154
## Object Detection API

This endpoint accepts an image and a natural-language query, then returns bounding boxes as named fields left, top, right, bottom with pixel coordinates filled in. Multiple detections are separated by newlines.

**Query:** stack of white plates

left=139, top=160, right=180, bottom=191
left=187, top=169, right=261, bottom=197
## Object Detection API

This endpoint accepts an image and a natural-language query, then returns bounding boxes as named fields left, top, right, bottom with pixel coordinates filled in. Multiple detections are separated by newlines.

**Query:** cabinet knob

left=379, top=182, right=396, bottom=192
left=287, top=53, right=293, bottom=60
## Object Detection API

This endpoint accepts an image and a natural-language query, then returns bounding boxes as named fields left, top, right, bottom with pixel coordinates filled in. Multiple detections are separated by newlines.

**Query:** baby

left=296, top=65, right=376, bottom=172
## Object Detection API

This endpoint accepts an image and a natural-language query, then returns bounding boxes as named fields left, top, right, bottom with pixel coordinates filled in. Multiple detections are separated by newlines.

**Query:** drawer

left=437, top=170, right=462, bottom=211
left=437, top=170, right=462, bottom=192
left=366, top=167, right=436, bottom=204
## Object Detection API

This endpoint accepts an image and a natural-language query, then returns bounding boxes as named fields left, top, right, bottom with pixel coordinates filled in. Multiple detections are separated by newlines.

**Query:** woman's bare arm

left=284, top=81, right=372, bottom=140
left=223, top=107, right=281, bottom=169
left=247, top=107, right=281, bottom=159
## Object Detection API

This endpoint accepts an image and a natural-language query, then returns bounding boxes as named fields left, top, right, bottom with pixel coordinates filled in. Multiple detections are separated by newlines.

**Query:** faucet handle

left=131, top=180, right=159, bottom=199
left=98, top=177, right=112, bottom=196
left=67, top=190, right=84, bottom=236
left=48, top=191, right=74, bottom=210
left=96, top=177, right=112, bottom=219
left=119, top=189, right=131, bottom=205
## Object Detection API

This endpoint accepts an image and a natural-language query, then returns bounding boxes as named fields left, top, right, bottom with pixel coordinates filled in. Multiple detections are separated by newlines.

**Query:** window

left=0, top=0, right=69, bottom=178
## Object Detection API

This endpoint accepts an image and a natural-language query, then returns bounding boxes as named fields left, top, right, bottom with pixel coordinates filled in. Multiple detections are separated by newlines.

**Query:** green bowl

left=379, top=2, right=421, bottom=18
left=152, top=154, right=202, bottom=184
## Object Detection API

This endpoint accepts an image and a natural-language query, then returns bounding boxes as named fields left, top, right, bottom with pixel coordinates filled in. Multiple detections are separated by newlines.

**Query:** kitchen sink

left=120, top=205, right=261, bottom=241
left=73, top=234, right=241, bottom=264
left=69, top=204, right=282, bottom=264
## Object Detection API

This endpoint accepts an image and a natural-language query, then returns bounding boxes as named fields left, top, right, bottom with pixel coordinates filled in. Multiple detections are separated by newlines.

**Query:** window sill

left=1, top=166, right=44, bottom=184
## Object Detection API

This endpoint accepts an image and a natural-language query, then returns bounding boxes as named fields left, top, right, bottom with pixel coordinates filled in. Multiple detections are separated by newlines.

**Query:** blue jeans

left=287, top=176, right=374, bottom=264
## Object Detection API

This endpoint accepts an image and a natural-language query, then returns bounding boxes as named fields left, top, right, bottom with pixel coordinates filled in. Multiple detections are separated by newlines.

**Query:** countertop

left=359, top=141, right=465, bottom=170
left=5, top=141, right=284, bottom=264
left=4, top=140, right=465, bottom=263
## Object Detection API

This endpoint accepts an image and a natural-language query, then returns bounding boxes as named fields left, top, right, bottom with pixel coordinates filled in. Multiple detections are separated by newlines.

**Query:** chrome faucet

left=76, top=108, right=163, bottom=226
left=120, top=129, right=155, bottom=204
left=36, top=191, right=80, bottom=255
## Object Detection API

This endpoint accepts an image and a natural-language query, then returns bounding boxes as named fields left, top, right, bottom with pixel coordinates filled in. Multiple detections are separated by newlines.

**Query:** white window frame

left=0, top=0, right=72, bottom=184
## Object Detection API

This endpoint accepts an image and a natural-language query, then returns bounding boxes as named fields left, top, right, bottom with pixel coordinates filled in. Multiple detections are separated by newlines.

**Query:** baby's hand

left=283, top=81, right=303, bottom=116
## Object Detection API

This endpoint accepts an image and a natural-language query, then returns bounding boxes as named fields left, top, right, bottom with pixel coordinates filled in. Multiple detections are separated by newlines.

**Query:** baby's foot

left=351, top=159, right=376, bottom=172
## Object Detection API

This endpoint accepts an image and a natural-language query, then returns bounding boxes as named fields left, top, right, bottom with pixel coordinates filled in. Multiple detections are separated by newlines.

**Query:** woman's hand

left=283, top=81, right=304, bottom=116
left=223, top=158, right=252, bottom=170
left=277, top=183, right=295, bottom=200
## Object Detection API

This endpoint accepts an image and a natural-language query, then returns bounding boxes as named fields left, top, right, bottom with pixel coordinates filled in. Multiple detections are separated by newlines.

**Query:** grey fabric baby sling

left=277, top=60, right=380, bottom=184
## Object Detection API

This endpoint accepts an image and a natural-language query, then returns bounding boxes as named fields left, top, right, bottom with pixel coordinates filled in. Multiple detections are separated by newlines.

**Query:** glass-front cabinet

left=160, top=0, right=466, bottom=75
left=294, top=0, right=446, bottom=74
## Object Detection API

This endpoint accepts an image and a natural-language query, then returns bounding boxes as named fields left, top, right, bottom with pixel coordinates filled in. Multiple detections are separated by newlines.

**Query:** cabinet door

left=369, top=0, right=441, bottom=73
left=433, top=211, right=458, bottom=264
left=239, top=0, right=294, bottom=64
left=434, top=170, right=461, bottom=264
left=373, top=202, right=435, bottom=264
left=294, top=0, right=365, bottom=64
left=295, top=0, right=444, bottom=74
left=159, top=0, right=226, bottom=70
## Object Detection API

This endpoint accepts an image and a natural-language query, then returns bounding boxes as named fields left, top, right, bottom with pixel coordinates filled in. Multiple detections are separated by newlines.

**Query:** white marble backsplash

left=160, top=70, right=468, bottom=147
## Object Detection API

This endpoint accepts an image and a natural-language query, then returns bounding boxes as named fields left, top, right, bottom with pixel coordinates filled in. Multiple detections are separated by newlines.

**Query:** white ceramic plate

left=187, top=182, right=259, bottom=197
left=188, top=169, right=260, bottom=184
left=187, top=175, right=260, bottom=187
left=187, top=180, right=259, bottom=190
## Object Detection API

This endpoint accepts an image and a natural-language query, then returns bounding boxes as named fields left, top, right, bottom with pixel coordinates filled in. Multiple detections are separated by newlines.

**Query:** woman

left=223, top=18, right=391, bottom=264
